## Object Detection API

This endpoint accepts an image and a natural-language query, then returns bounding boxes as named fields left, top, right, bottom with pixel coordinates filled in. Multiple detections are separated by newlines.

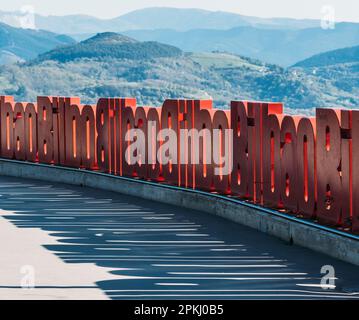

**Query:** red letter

left=0, top=96, right=14, bottom=159
left=121, top=103, right=136, bottom=177
left=262, top=112, right=283, bottom=208
left=296, top=117, right=316, bottom=218
left=316, top=108, right=342, bottom=226
left=160, top=100, right=180, bottom=185
left=96, top=98, right=111, bottom=172
left=24, top=103, right=38, bottom=162
left=147, top=107, right=161, bottom=181
left=351, top=110, right=359, bottom=233
left=194, top=105, right=214, bottom=191
left=134, top=106, right=148, bottom=179
left=340, top=110, right=352, bottom=228
left=212, top=109, right=231, bottom=194
left=13, top=102, right=26, bottom=160
left=230, top=101, right=249, bottom=198
left=37, top=96, right=54, bottom=164
left=80, top=105, right=96, bottom=170
left=279, top=116, right=299, bottom=212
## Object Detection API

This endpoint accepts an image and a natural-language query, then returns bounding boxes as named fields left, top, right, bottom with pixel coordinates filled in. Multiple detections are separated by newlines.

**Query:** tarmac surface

left=0, top=175, right=358, bottom=300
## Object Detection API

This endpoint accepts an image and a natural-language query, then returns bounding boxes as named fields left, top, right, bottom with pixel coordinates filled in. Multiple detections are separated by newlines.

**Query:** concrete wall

left=0, top=158, right=358, bottom=266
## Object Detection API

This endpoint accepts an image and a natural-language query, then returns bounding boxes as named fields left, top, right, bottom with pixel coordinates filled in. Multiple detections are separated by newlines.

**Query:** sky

left=0, top=0, right=358, bottom=22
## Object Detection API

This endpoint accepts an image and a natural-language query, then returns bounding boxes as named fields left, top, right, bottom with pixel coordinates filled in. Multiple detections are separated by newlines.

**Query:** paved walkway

left=0, top=176, right=358, bottom=300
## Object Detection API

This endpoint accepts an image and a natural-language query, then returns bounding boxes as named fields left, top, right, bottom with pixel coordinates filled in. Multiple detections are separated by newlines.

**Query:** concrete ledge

left=0, top=158, right=358, bottom=266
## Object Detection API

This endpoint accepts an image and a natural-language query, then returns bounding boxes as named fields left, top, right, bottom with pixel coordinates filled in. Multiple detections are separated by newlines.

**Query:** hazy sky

left=0, top=0, right=358, bottom=22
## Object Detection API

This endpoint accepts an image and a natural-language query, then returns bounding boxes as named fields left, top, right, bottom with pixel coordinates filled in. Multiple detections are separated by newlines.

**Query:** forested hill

left=34, top=32, right=183, bottom=63
left=0, top=32, right=358, bottom=113
left=294, top=45, right=359, bottom=68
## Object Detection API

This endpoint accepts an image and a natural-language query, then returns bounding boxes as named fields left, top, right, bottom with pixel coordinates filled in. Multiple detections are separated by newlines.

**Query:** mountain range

left=0, top=7, right=358, bottom=66
left=124, top=22, right=359, bottom=66
left=0, top=7, right=322, bottom=35
left=0, top=22, right=74, bottom=64
left=0, top=32, right=357, bottom=113
left=0, top=6, right=357, bottom=112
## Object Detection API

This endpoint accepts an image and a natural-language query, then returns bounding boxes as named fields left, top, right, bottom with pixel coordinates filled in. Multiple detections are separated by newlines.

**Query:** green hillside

left=294, top=45, right=359, bottom=68
left=35, top=32, right=182, bottom=63
left=0, top=33, right=358, bottom=113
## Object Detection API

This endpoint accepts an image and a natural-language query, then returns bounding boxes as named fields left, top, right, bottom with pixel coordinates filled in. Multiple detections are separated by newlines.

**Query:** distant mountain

left=1, top=7, right=358, bottom=66
left=0, top=22, right=75, bottom=64
left=293, top=45, right=359, bottom=67
left=108, top=7, right=321, bottom=31
left=0, top=7, right=321, bottom=35
left=34, top=32, right=182, bottom=63
left=124, top=22, right=359, bottom=66
left=291, top=45, right=359, bottom=107
left=1, top=32, right=357, bottom=113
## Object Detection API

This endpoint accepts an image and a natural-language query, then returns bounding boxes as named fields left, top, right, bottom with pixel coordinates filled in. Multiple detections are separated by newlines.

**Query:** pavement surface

left=0, top=175, right=358, bottom=300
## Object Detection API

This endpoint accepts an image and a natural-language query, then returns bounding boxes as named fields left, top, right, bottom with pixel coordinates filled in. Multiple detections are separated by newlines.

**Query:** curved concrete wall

left=0, top=158, right=358, bottom=266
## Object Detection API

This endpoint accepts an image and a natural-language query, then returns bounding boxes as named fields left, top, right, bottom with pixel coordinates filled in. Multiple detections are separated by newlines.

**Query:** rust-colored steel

left=316, top=108, right=342, bottom=226
left=279, top=115, right=300, bottom=212
left=146, top=106, right=161, bottom=181
left=24, top=102, right=37, bottom=162
left=114, top=98, right=137, bottom=176
left=65, top=103, right=82, bottom=168
left=296, top=117, right=316, bottom=218
left=134, top=106, right=148, bottom=179
left=121, top=102, right=136, bottom=177
left=96, top=98, right=111, bottom=172
left=194, top=104, right=214, bottom=192
left=0, top=95, right=358, bottom=234
left=160, top=99, right=180, bottom=186
left=262, top=113, right=282, bottom=208
left=351, top=110, right=359, bottom=233
left=13, top=102, right=26, bottom=161
left=80, top=105, right=96, bottom=169
left=37, top=96, right=54, bottom=164
left=179, top=99, right=190, bottom=188
left=0, top=96, right=15, bottom=159
left=231, top=101, right=249, bottom=198
left=212, top=109, right=231, bottom=194
left=340, top=110, right=352, bottom=228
